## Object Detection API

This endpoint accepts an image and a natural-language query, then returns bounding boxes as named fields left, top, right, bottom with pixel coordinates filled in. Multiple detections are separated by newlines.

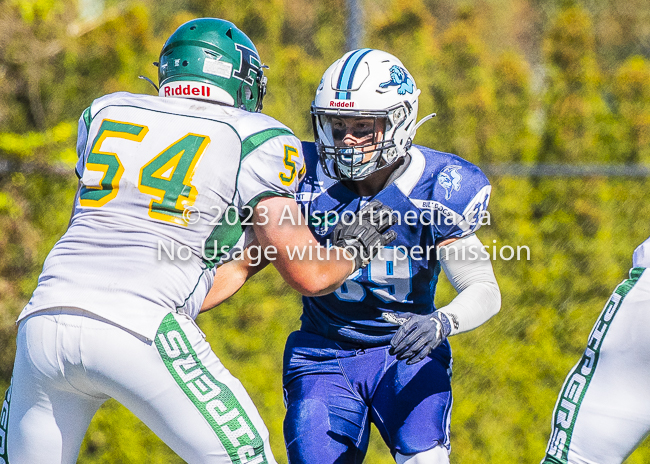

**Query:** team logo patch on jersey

left=438, top=165, right=463, bottom=200
left=309, top=211, right=339, bottom=236
left=295, top=191, right=323, bottom=203
left=379, top=66, right=414, bottom=95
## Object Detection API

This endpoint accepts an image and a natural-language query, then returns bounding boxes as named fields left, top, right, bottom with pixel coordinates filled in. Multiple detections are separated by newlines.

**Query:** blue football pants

left=283, top=330, right=453, bottom=464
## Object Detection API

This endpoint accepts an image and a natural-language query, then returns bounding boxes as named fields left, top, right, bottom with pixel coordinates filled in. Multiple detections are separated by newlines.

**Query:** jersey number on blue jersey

left=335, top=247, right=413, bottom=303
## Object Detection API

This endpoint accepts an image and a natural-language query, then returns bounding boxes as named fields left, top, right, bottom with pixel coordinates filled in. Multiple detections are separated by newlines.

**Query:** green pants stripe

left=0, top=380, right=11, bottom=464
left=155, top=313, right=268, bottom=464
left=542, top=267, right=645, bottom=464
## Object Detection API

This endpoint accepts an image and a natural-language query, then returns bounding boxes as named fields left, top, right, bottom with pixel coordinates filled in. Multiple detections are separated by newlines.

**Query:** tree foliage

left=1, top=1, right=650, bottom=463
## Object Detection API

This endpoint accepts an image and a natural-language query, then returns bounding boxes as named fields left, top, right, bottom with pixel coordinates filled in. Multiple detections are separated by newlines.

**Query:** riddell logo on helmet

left=162, top=84, right=211, bottom=98
left=329, top=100, right=355, bottom=108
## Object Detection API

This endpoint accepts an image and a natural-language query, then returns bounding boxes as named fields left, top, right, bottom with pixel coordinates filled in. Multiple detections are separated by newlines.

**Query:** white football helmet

left=312, top=49, right=425, bottom=181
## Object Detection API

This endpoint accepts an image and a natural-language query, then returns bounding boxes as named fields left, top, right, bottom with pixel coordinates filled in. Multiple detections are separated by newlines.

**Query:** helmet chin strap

left=138, top=75, right=159, bottom=93
left=408, top=112, right=436, bottom=140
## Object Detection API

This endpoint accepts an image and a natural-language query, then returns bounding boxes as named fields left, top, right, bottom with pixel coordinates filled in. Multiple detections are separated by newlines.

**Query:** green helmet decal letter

left=233, top=44, right=261, bottom=85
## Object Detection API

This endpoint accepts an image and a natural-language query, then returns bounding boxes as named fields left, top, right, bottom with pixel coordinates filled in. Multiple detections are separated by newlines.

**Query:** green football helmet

left=158, top=18, right=267, bottom=112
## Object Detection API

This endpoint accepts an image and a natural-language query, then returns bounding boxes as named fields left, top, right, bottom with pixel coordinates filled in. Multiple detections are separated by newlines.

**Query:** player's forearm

left=252, top=197, right=354, bottom=296
left=436, top=280, right=500, bottom=335
left=201, top=270, right=247, bottom=312
left=255, top=224, right=354, bottom=296
left=437, top=234, right=501, bottom=335
left=200, top=251, right=269, bottom=312
left=272, top=247, right=354, bottom=296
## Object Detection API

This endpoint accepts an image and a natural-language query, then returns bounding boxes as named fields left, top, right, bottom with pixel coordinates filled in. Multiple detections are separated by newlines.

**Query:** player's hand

left=382, top=311, right=452, bottom=365
left=331, top=200, right=397, bottom=272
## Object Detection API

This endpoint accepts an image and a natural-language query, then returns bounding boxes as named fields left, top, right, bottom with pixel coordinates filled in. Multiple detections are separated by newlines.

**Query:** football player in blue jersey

left=204, top=49, right=501, bottom=464
left=284, top=49, right=501, bottom=464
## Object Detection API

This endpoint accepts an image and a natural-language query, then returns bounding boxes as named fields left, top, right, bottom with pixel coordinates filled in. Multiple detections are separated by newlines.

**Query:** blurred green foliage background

left=1, top=0, right=650, bottom=462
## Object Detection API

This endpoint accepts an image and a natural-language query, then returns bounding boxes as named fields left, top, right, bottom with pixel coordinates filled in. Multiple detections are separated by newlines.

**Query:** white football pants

left=542, top=268, right=650, bottom=464
left=3, top=307, right=276, bottom=464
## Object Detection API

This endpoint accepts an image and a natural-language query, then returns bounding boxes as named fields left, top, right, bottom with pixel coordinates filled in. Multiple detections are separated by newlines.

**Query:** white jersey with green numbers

left=19, top=92, right=304, bottom=341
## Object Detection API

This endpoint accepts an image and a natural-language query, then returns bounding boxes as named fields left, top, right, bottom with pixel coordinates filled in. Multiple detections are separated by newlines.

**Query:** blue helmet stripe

left=335, top=48, right=373, bottom=100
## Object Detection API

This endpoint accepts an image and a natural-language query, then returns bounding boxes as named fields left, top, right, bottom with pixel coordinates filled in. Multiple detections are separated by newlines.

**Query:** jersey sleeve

left=633, top=237, right=650, bottom=268
left=74, top=106, right=92, bottom=179
left=235, top=131, right=305, bottom=209
left=431, top=161, right=492, bottom=240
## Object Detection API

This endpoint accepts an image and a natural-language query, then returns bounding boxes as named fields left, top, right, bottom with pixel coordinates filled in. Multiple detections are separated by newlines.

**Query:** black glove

left=382, top=311, right=452, bottom=365
left=331, top=200, right=397, bottom=272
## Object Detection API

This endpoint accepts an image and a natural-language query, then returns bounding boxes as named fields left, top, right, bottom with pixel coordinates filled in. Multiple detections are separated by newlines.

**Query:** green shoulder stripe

left=241, top=128, right=293, bottom=159
left=616, top=267, right=645, bottom=295
left=202, top=206, right=245, bottom=268
left=82, top=106, right=92, bottom=131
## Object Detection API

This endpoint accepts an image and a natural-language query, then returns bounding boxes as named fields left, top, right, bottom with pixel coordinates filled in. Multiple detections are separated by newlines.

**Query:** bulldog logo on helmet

left=379, top=66, right=414, bottom=95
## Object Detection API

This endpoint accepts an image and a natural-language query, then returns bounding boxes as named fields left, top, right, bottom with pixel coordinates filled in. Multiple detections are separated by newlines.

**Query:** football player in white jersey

left=541, top=236, right=650, bottom=464
left=0, top=19, right=396, bottom=464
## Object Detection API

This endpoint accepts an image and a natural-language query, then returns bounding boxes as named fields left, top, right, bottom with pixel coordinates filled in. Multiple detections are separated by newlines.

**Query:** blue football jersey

left=296, top=142, right=492, bottom=346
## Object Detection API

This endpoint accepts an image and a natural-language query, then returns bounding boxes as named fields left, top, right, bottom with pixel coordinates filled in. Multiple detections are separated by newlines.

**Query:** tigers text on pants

left=5, top=307, right=276, bottom=464
left=542, top=268, right=650, bottom=464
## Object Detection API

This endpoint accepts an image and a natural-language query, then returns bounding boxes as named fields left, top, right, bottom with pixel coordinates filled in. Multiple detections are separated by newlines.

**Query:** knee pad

left=396, top=445, right=450, bottom=464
